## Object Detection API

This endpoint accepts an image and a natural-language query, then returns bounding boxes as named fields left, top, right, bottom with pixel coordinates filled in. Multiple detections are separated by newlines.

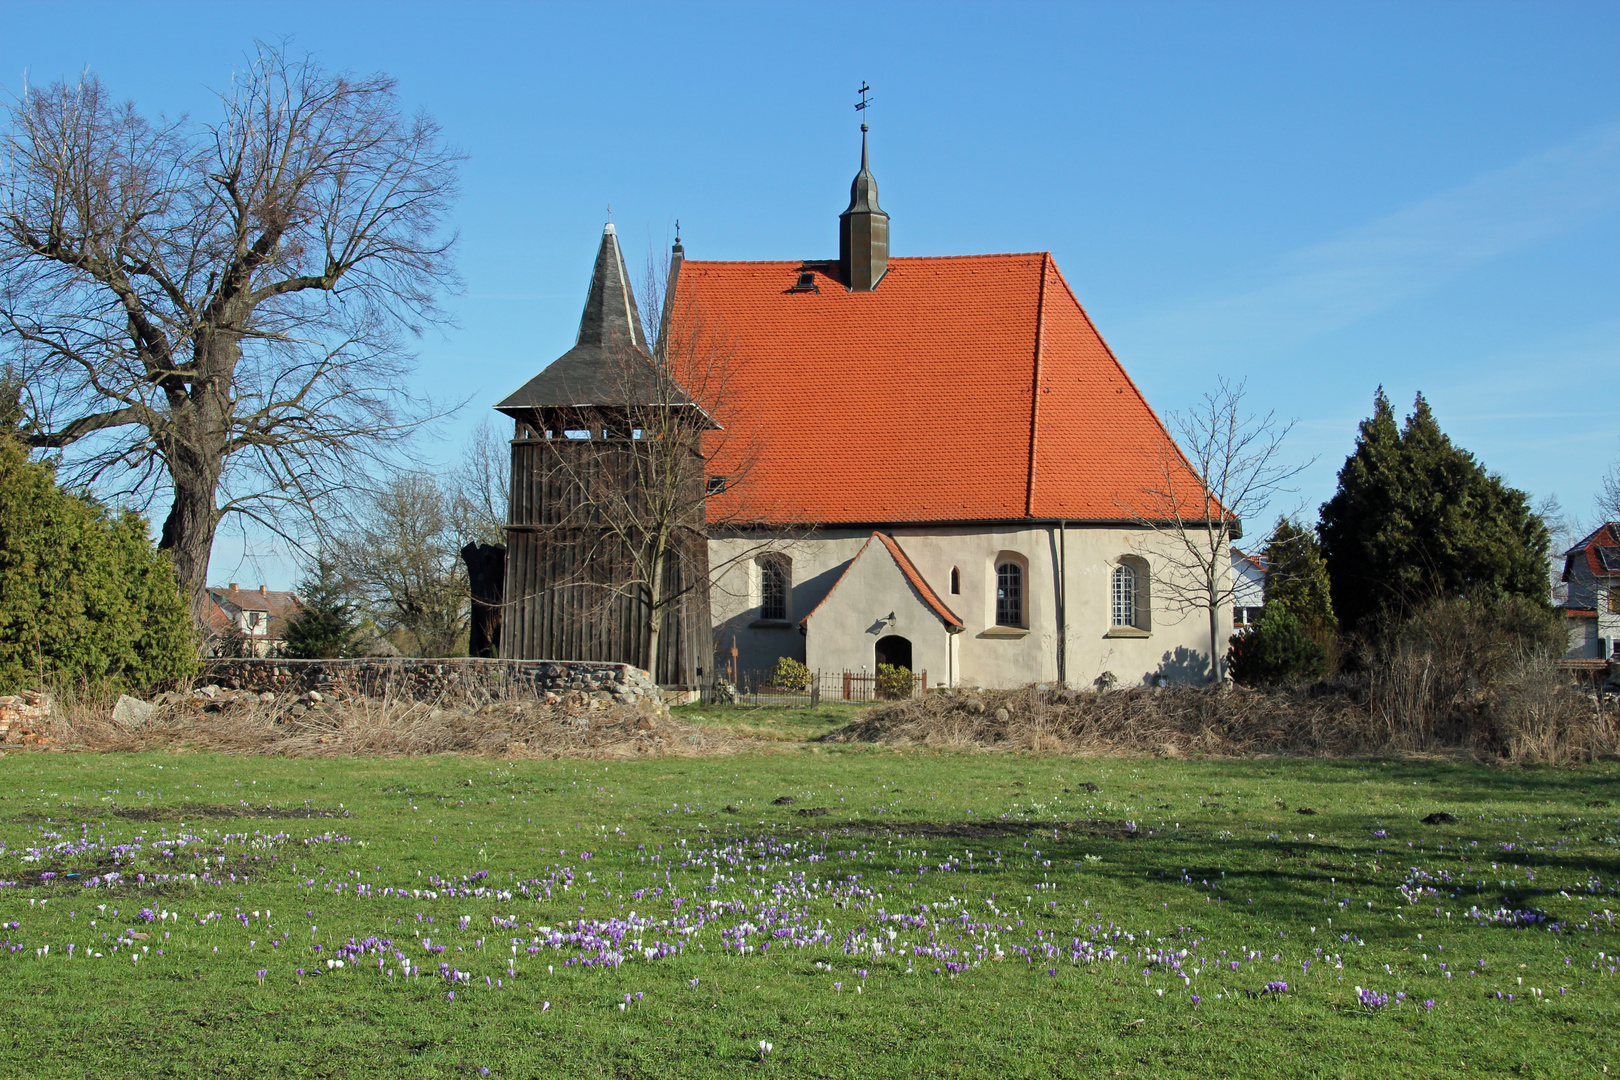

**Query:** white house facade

left=1560, top=524, right=1620, bottom=661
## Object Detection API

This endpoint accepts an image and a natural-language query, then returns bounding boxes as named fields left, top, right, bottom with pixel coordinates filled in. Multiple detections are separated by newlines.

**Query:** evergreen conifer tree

left=1262, top=517, right=1336, bottom=636
left=282, top=558, right=358, bottom=660
left=1318, top=389, right=1550, bottom=633
left=1226, top=600, right=1328, bottom=686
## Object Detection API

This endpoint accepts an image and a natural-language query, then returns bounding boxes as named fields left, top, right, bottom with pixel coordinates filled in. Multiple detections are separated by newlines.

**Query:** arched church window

left=995, top=562, right=1023, bottom=627
left=950, top=567, right=960, bottom=595
left=1111, top=564, right=1136, bottom=627
left=760, top=558, right=790, bottom=621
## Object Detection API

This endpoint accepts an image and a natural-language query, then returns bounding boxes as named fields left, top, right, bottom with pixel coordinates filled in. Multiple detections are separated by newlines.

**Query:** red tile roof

left=201, top=597, right=234, bottom=637
left=1232, top=546, right=1267, bottom=574
left=1567, top=523, right=1620, bottom=579
left=669, top=253, right=1217, bottom=526
left=798, top=532, right=963, bottom=629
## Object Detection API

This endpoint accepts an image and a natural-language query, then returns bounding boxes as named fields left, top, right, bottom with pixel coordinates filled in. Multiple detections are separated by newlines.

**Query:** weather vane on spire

left=855, top=81, right=872, bottom=132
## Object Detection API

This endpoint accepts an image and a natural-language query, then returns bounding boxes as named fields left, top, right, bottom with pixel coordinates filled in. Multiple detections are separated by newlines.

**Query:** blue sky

left=4, top=1, right=1617, bottom=586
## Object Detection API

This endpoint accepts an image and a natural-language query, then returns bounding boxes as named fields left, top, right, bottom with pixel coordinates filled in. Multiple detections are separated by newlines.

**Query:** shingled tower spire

left=840, top=87, right=889, bottom=292
left=495, top=222, right=693, bottom=416
left=577, top=221, right=642, bottom=354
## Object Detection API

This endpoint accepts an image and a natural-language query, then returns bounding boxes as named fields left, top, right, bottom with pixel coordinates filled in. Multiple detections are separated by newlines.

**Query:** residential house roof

left=206, top=585, right=303, bottom=638
left=1232, top=546, right=1266, bottom=575
left=1563, top=523, right=1620, bottom=582
left=668, top=252, right=1221, bottom=528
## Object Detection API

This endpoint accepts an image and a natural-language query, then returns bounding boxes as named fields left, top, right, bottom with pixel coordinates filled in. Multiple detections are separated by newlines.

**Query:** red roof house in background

left=203, top=583, right=302, bottom=657
left=1560, top=523, right=1620, bottom=662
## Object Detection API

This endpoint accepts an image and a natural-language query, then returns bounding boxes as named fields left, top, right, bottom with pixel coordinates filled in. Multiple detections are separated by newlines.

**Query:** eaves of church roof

left=669, top=252, right=1223, bottom=527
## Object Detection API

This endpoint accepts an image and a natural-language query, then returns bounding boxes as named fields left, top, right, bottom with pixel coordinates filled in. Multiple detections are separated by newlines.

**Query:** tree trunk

left=1207, top=532, right=1226, bottom=685
left=159, top=470, right=223, bottom=620
left=645, top=529, right=669, bottom=683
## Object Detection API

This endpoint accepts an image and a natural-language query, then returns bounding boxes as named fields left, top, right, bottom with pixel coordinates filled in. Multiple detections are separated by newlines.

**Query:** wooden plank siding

left=501, top=432, right=712, bottom=687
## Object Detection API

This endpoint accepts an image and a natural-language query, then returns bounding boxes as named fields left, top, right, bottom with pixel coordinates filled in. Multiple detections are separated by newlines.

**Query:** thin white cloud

left=1128, top=122, right=1620, bottom=355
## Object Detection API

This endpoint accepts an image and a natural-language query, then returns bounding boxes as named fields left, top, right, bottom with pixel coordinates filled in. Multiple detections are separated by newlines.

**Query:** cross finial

left=855, top=81, right=872, bottom=132
left=674, top=218, right=680, bottom=242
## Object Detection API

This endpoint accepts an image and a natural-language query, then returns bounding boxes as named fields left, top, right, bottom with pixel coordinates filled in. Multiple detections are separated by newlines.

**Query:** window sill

left=749, top=619, right=794, bottom=630
left=1104, top=626, right=1150, bottom=639
left=979, top=626, right=1029, bottom=639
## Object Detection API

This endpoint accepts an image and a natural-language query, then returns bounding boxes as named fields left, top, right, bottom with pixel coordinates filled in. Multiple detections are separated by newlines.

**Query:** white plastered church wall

left=796, top=537, right=954, bottom=684
left=707, top=524, right=1226, bottom=688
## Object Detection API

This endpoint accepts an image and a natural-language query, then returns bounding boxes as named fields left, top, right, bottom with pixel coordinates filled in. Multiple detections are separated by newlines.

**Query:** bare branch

left=1120, top=377, right=1311, bottom=682
left=0, top=42, right=462, bottom=617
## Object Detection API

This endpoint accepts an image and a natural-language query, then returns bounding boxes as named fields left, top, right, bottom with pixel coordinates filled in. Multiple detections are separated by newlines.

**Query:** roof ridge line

left=1025, top=253, right=1051, bottom=518
left=679, top=252, right=1052, bottom=267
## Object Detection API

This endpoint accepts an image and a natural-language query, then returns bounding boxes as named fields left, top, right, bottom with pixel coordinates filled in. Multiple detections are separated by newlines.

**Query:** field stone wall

left=201, top=658, right=659, bottom=706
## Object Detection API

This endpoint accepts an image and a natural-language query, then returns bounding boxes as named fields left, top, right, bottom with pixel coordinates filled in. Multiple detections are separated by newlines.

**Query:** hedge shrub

left=0, top=439, right=195, bottom=692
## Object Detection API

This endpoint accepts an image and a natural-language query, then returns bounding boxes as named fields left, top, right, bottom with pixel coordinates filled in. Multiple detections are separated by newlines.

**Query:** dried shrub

left=825, top=682, right=1383, bottom=757
left=39, top=684, right=744, bottom=761
left=1491, top=650, right=1607, bottom=765
left=830, top=643, right=1617, bottom=763
left=1359, top=593, right=1570, bottom=750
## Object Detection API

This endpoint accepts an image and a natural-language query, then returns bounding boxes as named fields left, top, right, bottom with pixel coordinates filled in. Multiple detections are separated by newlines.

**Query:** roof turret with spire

left=839, top=120, right=890, bottom=292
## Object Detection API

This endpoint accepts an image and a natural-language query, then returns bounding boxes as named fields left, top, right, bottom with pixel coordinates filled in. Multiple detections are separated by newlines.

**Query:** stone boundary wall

left=201, top=658, right=659, bottom=706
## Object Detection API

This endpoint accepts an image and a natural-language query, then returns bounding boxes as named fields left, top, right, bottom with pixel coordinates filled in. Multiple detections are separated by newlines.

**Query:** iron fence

left=700, top=668, right=928, bottom=707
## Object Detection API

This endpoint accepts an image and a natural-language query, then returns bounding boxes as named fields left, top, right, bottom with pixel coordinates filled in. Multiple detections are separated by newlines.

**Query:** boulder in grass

left=112, top=695, right=155, bottom=727
left=1420, top=812, right=1459, bottom=825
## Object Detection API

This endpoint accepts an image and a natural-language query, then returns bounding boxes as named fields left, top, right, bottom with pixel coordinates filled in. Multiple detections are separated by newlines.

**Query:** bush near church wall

left=0, top=439, right=195, bottom=693
left=200, top=657, right=661, bottom=706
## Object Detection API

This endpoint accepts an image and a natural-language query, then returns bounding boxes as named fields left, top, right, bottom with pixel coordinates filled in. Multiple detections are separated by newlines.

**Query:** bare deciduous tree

left=0, top=42, right=461, bottom=616
left=447, top=418, right=509, bottom=547
left=1126, top=377, right=1309, bottom=683
left=1600, top=457, right=1620, bottom=524
left=331, top=472, right=468, bottom=656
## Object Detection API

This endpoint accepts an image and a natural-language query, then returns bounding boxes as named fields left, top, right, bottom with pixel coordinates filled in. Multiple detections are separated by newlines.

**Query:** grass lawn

left=0, top=737, right=1616, bottom=1078
left=672, top=702, right=865, bottom=742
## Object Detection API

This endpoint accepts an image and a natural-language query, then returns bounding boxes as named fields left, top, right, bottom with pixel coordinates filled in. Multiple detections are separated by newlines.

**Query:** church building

left=498, top=126, right=1233, bottom=690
